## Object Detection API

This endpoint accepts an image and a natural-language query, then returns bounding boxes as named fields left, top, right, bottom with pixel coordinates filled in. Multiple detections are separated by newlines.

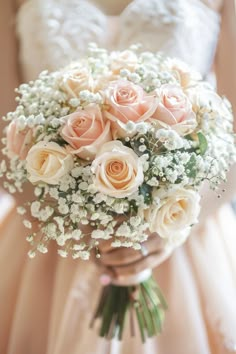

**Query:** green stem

left=92, top=276, right=167, bottom=342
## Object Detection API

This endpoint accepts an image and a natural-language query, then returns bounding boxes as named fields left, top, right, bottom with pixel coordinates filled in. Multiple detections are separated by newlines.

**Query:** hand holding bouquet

left=1, top=44, right=235, bottom=341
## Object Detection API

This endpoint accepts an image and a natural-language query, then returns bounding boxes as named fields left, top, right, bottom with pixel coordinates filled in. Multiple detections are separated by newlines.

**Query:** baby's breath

left=1, top=46, right=235, bottom=259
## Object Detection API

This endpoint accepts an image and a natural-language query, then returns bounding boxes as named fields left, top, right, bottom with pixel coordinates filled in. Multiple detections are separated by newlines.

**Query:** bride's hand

left=97, top=233, right=173, bottom=278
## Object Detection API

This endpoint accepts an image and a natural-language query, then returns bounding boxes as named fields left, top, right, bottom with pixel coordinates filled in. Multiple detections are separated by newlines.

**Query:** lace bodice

left=17, top=0, right=220, bottom=81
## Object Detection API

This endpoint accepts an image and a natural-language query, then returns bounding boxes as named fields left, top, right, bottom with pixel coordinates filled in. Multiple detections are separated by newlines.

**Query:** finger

left=97, top=239, right=114, bottom=253
left=113, top=248, right=172, bottom=277
left=79, top=224, right=94, bottom=236
left=97, top=217, right=131, bottom=253
left=115, top=215, right=129, bottom=225
left=99, top=235, right=165, bottom=267
left=99, top=233, right=162, bottom=255
left=100, top=247, right=141, bottom=266
left=99, top=267, right=116, bottom=286
left=91, top=261, right=117, bottom=286
left=96, top=216, right=155, bottom=254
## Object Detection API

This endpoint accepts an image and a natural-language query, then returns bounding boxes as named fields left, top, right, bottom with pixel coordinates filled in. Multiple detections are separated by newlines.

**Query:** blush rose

left=6, top=121, right=33, bottom=160
left=104, top=80, right=158, bottom=138
left=60, top=105, right=112, bottom=160
left=152, top=84, right=197, bottom=135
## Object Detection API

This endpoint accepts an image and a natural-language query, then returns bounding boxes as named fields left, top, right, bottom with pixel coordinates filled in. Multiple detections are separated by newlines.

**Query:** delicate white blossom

left=1, top=46, right=235, bottom=260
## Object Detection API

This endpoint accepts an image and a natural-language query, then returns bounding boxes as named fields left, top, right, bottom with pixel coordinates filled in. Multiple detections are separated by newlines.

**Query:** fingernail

left=100, top=274, right=111, bottom=286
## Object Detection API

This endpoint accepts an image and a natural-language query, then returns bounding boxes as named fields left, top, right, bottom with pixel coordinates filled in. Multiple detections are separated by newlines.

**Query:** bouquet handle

left=112, top=268, right=152, bottom=286
left=91, top=269, right=167, bottom=342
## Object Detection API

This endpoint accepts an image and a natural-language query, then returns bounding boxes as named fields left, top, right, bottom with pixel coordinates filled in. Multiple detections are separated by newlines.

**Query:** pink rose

left=6, top=121, right=33, bottom=160
left=152, top=84, right=197, bottom=135
left=60, top=105, right=112, bottom=160
left=104, top=80, right=158, bottom=138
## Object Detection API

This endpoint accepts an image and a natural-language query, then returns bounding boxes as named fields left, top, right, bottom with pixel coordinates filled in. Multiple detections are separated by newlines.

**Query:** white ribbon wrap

left=111, top=268, right=152, bottom=286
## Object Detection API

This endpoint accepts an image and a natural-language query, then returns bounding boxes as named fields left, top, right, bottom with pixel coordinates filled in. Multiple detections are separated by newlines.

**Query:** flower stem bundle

left=92, top=276, right=167, bottom=342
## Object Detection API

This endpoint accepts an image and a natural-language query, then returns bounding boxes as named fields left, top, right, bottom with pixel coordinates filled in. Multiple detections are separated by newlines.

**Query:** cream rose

left=61, top=66, right=93, bottom=97
left=146, top=189, right=200, bottom=245
left=187, top=87, right=233, bottom=122
left=166, top=58, right=202, bottom=88
left=91, top=141, right=144, bottom=198
left=26, top=142, right=74, bottom=185
left=110, top=50, right=138, bottom=74
left=60, top=105, right=112, bottom=160
left=104, top=80, right=158, bottom=138
left=6, top=121, right=33, bottom=160
left=152, top=84, right=197, bottom=135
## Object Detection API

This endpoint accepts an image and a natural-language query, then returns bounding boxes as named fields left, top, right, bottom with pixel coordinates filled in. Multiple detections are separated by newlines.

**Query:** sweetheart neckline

left=81, top=0, right=221, bottom=20
left=16, top=0, right=221, bottom=82
left=19, top=0, right=221, bottom=21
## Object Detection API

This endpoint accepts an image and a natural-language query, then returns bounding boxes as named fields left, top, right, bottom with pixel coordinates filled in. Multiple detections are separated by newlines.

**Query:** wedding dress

left=1, top=0, right=236, bottom=353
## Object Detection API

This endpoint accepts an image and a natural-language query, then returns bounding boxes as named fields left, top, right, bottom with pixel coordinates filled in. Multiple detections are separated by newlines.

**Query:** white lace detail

left=17, top=0, right=220, bottom=81
left=116, top=0, right=220, bottom=76
left=17, top=0, right=108, bottom=80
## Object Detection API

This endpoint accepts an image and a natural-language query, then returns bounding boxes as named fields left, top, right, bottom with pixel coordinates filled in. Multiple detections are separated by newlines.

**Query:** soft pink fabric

left=1, top=197, right=236, bottom=354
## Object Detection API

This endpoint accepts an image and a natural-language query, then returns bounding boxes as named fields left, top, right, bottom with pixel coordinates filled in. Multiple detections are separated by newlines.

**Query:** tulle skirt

left=1, top=192, right=236, bottom=354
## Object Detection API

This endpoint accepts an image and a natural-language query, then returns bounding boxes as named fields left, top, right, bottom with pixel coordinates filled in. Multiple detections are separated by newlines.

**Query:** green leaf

left=197, top=132, right=208, bottom=155
left=139, top=183, right=152, bottom=204
left=185, top=155, right=197, bottom=178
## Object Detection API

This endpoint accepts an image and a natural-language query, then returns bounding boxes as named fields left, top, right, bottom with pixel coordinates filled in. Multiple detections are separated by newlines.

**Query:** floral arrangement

left=1, top=44, right=236, bottom=341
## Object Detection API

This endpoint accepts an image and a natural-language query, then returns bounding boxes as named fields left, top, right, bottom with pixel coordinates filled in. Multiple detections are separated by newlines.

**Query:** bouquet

left=1, top=44, right=236, bottom=342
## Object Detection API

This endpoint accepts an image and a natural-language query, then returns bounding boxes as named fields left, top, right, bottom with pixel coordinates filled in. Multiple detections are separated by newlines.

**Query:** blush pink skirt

left=0, top=191, right=236, bottom=354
